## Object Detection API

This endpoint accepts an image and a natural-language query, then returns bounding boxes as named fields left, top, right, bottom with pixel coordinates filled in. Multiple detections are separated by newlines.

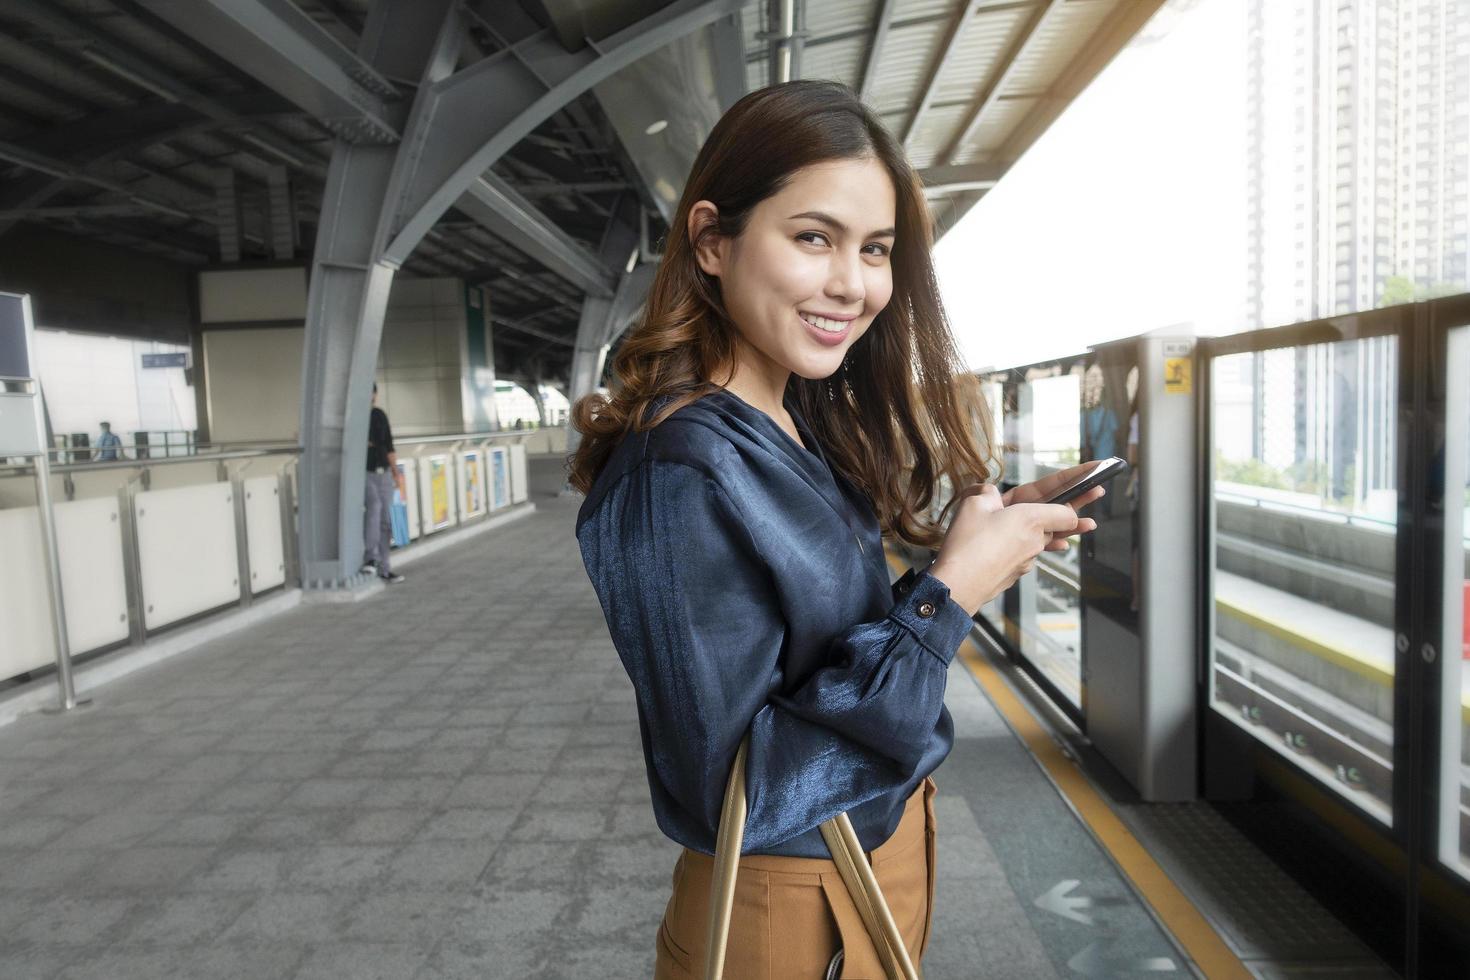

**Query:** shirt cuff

left=889, top=567, right=974, bottom=662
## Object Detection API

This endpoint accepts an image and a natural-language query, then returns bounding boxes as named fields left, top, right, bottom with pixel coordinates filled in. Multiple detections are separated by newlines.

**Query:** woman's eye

left=862, top=243, right=891, bottom=257
left=796, top=231, right=828, bottom=246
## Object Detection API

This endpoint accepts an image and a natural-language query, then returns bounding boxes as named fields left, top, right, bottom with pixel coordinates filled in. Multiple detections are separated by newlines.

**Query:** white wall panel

left=509, top=443, right=528, bottom=504
left=0, top=507, right=59, bottom=678
left=243, top=476, right=285, bottom=593
left=135, top=483, right=239, bottom=630
left=199, top=267, right=307, bottom=323
left=0, top=497, right=129, bottom=679
left=56, top=497, right=129, bottom=653
left=202, top=327, right=304, bottom=443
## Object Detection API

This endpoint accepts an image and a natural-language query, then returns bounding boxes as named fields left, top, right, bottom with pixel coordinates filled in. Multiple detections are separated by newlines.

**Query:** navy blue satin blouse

left=574, top=388, right=974, bottom=858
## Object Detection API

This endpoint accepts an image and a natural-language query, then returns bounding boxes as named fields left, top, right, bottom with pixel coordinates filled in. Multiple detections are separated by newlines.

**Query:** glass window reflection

left=1211, top=339, right=1398, bottom=825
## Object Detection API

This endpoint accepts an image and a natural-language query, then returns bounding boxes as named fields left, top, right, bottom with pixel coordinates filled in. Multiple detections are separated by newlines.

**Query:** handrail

left=1214, top=485, right=1396, bottom=531
left=2, top=446, right=301, bottom=475
left=396, top=429, right=552, bottom=447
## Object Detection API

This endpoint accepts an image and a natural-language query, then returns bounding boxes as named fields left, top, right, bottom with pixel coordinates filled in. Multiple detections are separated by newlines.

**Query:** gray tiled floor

left=0, top=458, right=1185, bottom=978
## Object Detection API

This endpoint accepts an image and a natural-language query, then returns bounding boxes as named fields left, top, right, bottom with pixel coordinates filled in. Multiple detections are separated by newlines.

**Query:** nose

left=825, top=247, right=865, bottom=306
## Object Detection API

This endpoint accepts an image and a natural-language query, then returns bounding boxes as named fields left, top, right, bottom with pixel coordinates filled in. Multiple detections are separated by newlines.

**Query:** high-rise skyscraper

left=1247, top=0, right=1469, bottom=325
left=1239, top=0, right=1467, bottom=506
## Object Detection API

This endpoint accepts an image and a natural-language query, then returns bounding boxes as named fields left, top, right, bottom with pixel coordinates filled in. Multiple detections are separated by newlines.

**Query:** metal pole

left=232, top=474, right=253, bottom=609
left=33, top=449, right=91, bottom=713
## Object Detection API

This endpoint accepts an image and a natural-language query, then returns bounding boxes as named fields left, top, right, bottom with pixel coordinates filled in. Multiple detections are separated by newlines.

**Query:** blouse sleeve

left=577, top=457, right=974, bottom=853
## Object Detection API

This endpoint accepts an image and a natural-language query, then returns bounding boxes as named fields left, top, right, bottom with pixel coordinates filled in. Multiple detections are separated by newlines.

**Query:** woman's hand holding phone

left=926, top=485, right=1090, bottom=617
left=926, top=462, right=1112, bottom=617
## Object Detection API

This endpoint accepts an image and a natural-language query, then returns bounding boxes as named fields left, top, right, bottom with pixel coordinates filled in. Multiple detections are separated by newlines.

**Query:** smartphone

left=1045, top=456, right=1128, bottom=506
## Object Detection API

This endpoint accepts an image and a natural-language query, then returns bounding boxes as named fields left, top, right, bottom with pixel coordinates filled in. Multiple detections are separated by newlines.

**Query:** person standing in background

left=95, top=421, right=122, bottom=461
left=363, top=382, right=407, bottom=584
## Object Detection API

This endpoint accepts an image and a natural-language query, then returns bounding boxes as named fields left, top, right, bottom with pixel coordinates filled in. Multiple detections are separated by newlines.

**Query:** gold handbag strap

left=704, top=735, right=918, bottom=980
left=819, top=812, right=920, bottom=980
left=704, top=737, right=749, bottom=980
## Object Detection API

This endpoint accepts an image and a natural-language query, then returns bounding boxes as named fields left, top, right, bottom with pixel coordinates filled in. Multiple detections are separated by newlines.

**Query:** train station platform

left=0, top=458, right=1395, bottom=979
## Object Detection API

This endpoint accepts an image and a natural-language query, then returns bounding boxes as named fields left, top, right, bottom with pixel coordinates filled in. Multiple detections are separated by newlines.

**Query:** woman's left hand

left=1000, top=462, right=1106, bottom=551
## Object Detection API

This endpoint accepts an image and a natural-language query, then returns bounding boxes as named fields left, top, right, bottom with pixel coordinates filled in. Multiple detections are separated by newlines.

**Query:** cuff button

left=917, top=601, right=935, bottom=619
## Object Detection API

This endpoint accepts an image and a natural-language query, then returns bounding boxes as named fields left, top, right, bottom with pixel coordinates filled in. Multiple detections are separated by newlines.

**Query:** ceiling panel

left=800, top=35, right=866, bottom=86
left=894, top=0, right=962, bottom=22
left=930, top=3, right=1033, bottom=106
left=904, top=102, right=967, bottom=168
left=867, top=17, right=949, bottom=116
left=807, top=0, right=881, bottom=38
left=951, top=92, right=1037, bottom=160
left=1005, top=0, right=1120, bottom=94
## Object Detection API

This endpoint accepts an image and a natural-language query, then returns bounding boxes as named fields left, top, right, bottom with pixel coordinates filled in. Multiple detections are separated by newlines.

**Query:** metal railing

left=1, top=444, right=301, bottom=711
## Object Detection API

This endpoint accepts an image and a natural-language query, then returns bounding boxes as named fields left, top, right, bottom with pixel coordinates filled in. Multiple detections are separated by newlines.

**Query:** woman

left=570, top=81, right=1104, bottom=978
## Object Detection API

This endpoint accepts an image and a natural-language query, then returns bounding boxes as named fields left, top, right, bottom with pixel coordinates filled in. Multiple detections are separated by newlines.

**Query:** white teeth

left=800, top=313, right=846, bottom=333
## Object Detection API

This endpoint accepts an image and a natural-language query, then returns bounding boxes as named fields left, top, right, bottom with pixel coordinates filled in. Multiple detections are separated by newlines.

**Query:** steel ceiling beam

left=516, top=180, right=632, bottom=198
left=857, top=0, right=898, bottom=103
left=992, top=0, right=1168, bottom=164
left=901, top=0, right=985, bottom=148
left=917, top=161, right=1007, bottom=194
left=135, top=0, right=401, bottom=144
left=458, top=173, right=616, bottom=298
left=0, top=203, right=158, bottom=220
left=7, top=0, right=318, bottom=169
left=938, top=0, right=1064, bottom=165
left=491, top=316, right=575, bottom=348
left=0, top=140, right=202, bottom=222
left=20, top=94, right=297, bottom=163
left=380, top=0, right=744, bottom=267
left=708, top=11, right=748, bottom=110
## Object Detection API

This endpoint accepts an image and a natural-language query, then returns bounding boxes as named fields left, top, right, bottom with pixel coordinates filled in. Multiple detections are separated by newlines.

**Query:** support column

left=297, top=0, right=454, bottom=588
left=300, top=0, right=733, bottom=583
left=213, top=169, right=242, bottom=264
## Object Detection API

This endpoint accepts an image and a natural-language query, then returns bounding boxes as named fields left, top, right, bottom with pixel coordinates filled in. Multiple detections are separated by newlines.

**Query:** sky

left=934, top=0, right=1247, bottom=373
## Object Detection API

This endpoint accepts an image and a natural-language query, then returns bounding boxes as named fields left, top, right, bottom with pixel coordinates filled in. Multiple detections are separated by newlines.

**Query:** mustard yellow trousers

left=654, top=777, right=938, bottom=980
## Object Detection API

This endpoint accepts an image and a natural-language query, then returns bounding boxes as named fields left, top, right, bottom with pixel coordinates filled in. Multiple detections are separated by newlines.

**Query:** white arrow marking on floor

left=1034, top=879, right=1094, bottom=925
left=1067, top=940, right=1178, bottom=975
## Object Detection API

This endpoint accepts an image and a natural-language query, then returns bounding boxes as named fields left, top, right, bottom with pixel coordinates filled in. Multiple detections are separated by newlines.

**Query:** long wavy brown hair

left=568, top=80, right=995, bottom=548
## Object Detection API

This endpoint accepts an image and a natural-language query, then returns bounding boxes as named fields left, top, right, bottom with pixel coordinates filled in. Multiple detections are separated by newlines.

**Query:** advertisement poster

left=391, top=461, right=411, bottom=547
left=428, top=455, right=450, bottom=528
left=462, top=450, right=485, bottom=516
left=490, top=447, right=508, bottom=509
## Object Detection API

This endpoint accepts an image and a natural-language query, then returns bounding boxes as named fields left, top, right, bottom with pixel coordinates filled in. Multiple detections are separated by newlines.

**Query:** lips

left=799, top=312, right=851, bottom=332
left=799, top=311, right=852, bottom=347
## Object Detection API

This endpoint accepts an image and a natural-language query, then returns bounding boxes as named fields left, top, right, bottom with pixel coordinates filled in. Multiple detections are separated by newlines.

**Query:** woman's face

left=692, top=157, right=897, bottom=384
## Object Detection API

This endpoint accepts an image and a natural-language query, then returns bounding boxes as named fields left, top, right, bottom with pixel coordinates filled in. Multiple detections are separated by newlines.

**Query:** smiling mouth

left=798, top=312, right=852, bottom=334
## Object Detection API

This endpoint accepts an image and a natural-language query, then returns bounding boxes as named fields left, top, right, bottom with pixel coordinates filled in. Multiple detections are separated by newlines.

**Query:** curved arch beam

left=381, top=0, right=744, bottom=268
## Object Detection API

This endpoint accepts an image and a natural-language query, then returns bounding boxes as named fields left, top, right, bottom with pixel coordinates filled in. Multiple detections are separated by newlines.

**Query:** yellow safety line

left=1216, top=596, right=1470, bottom=721
left=1215, top=597, right=1392, bottom=685
left=955, top=640, right=1251, bottom=979
left=886, top=551, right=1250, bottom=978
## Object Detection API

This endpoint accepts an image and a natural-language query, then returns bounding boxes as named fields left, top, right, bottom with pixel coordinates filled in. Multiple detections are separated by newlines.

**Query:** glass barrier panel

left=1440, top=325, right=1470, bottom=880
left=979, top=380, right=1006, bottom=630
left=1015, top=369, right=1083, bottom=708
left=1211, top=338, right=1398, bottom=825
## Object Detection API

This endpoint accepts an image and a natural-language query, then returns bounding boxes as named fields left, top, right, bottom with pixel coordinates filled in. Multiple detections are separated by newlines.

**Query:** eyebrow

left=787, top=210, right=896, bottom=239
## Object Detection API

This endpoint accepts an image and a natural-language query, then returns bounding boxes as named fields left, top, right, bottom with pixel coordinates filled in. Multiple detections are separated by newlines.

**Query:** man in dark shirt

left=363, top=382, right=408, bottom=584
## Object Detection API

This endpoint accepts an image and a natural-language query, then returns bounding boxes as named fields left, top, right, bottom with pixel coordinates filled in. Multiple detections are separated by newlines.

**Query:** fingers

left=971, top=483, right=1004, bottom=513
left=1044, top=516, right=1095, bottom=550
left=1069, top=486, right=1106, bottom=511
left=1038, top=503, right=1084, bottom=532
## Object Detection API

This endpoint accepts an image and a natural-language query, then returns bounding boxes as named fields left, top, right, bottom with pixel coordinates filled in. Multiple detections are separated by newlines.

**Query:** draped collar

left=701, top=388, right=883, bottom=557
